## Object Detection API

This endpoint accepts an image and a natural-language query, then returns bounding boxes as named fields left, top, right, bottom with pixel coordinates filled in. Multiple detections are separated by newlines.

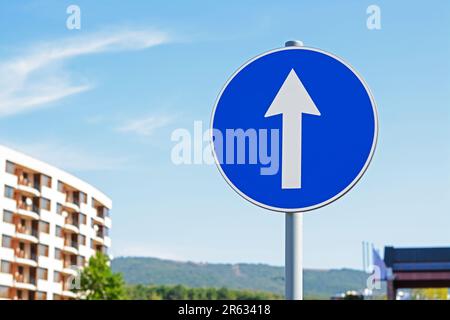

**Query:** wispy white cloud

left=0, top=29, right=169, bottom=117
left=1, top=141, right=129, bottom=171
left=116, top=115, right=175, bottom=136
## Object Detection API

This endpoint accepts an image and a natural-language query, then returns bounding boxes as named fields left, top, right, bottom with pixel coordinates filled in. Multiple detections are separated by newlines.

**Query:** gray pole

left=285, top=212, right=303, bottom=300
left=284, top=40, right=304, bottom=300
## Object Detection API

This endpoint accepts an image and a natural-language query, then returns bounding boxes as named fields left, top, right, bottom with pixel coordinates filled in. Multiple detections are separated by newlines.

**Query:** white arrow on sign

left=265, top=69, right=321, bottom=189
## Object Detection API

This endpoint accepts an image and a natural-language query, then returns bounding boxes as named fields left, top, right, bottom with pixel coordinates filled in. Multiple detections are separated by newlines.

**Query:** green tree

left=77, top=252, right=127, bottom=300
left=125, top=284, right=283, bottom=300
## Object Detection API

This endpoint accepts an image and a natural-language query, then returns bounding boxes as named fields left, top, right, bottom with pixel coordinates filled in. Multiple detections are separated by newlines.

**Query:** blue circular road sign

left=211, top=46, right=378, bottom=212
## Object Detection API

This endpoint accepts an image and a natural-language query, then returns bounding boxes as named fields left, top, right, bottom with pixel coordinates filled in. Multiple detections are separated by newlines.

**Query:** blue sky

left=0, top=1, right=449, bottom=269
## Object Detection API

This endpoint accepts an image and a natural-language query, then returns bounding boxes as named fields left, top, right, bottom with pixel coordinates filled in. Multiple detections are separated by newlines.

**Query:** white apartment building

left=0, top=145, right=112, bottom=300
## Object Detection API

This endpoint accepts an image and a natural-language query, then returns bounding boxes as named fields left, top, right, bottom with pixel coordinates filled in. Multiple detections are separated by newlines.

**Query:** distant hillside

left=112, top=257, right=374, bottom=298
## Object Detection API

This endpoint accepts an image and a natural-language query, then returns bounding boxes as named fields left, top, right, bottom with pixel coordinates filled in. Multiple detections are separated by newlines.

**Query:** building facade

left=0, top=146, right=112, bottom=300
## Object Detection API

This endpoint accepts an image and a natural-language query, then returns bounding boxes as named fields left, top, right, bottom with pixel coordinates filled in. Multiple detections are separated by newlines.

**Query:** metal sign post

left=285, top=212, right=302, bottom=300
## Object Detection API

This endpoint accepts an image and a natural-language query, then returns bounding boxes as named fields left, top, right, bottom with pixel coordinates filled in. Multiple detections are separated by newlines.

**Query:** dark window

left=78, top=235, right=86, bottom=246
left=5, top=161, right=15, bottom=174
left=57, top=181, right=64, bottom=193
left=38, top=244, right=49, bottom=257
left=77, top=256, right=85, bottom=267
left=39, top=221, right=50, bottom=234
left=40, top=198, right=51, bottom=211
left=54, top=248, right=62, bottom=260
left=37, top=268, right=48, bottom=280
left=55, top=226, right=63, bottom=238
left=79, top=213, right=86, bottom=225
left=79, top=191, right=87, bottom=204
left=1, top=260, right=11, bottom=273
left=1, top=235, right=12, bottom=248
left=53, top=271, right=62, bottom=283
left=2, top=210, right=13, bottom=224
left=36, top=291, right=47, bottom=300
left=4, top=185, right=14, bottom=199
left=56, top=203, right=63, bottom=215
left=0, top=286, right=9, bottom=299
left=41, top=175, right=51, bottom=188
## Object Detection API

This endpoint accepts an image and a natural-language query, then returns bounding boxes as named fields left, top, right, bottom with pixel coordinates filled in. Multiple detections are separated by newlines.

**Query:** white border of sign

left=210, top=46, right=379, bottom=213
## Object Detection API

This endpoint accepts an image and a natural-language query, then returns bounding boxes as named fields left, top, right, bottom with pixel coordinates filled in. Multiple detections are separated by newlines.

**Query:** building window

left=57, top=181, right=64, bottom=193
left=1, top=235, right=12, bottom=248
left=56, top=203, right=63, bottom=215
left=55, top=226, right=63, bottom=238
left=4, top=185, right=14, bottom=199
left=78, top=235, right=86, bottom=246
left=40, top=198, right=51, bottom=211
left=5, top=161, right=15, bottom=174
left=53, top=271, right=62, bottom=283
left=39, top=221, right=50, bottom=234
left=77, top=256, right=85, bottom=267
left=79, top=191, right=87, bottom=204
left=79, top=213, right=86, bottom=225
left=1, top=260, right=11, bottom=273
left=38, top=244, right=49, bottom=257
left=2, top=210, right=13, bottom=224
left=105, top=227, right=109, bottom=237
left=54, top=248, right=62, bottom=260
left=0, top=286, right=9, bottom=299
left=36, top=291, right=47, bottom=300
left=41, top=174, right=52, bottom=188
left=37, top=268, right=48, bottom=280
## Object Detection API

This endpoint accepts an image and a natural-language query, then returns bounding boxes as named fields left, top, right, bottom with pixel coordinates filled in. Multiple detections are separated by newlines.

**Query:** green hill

left=112, top=257, right=374, bottom=298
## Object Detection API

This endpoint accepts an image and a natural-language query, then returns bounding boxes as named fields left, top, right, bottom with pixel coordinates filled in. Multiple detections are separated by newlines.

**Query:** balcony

left=63, top=198, right=79, bottom=212
left=92, top=228, right=105, bottom=245
left=61, top=290, right=77, bottom=299
left=62, top=259, right=78, bottom=276
left=14, top=274, right=37, bottom=291
left=95, top=245, right=107, bottom=255
left=62, top=240, right=79, bottom=255
left=62, top=190, right=83, bottom=212
left=16, top=201, right=40, bottom=220
left=14, top=249, right=38, bottom=267
left=17, top=177, right=41, bottom=197
left=15, top=225, right=39, bottom=243
left=62, top=216, right=79, bottom=233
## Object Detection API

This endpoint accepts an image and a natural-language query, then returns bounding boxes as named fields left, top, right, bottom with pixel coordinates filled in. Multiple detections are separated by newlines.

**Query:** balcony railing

left=14, top=274, right=36, bottom=285
left=64, top=239, right=79, bottom=250
left=95, top=229, right=104, bottom=239
left=96, top=207, right=109, bottom=219
left=96, top=246, right=107, bottom=254
left=65, top=193, right=80, bottom=207
left=63, top=257, right=78, bottom=269
left=65, top=217, right=79, bottom=228
left=15, top=225, right=39, bottom=238
left=17, top=201, right=40, bottom=214
left=17, top=173, right=41, bottom=191
left=15, top=249, right=38, bottom=261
